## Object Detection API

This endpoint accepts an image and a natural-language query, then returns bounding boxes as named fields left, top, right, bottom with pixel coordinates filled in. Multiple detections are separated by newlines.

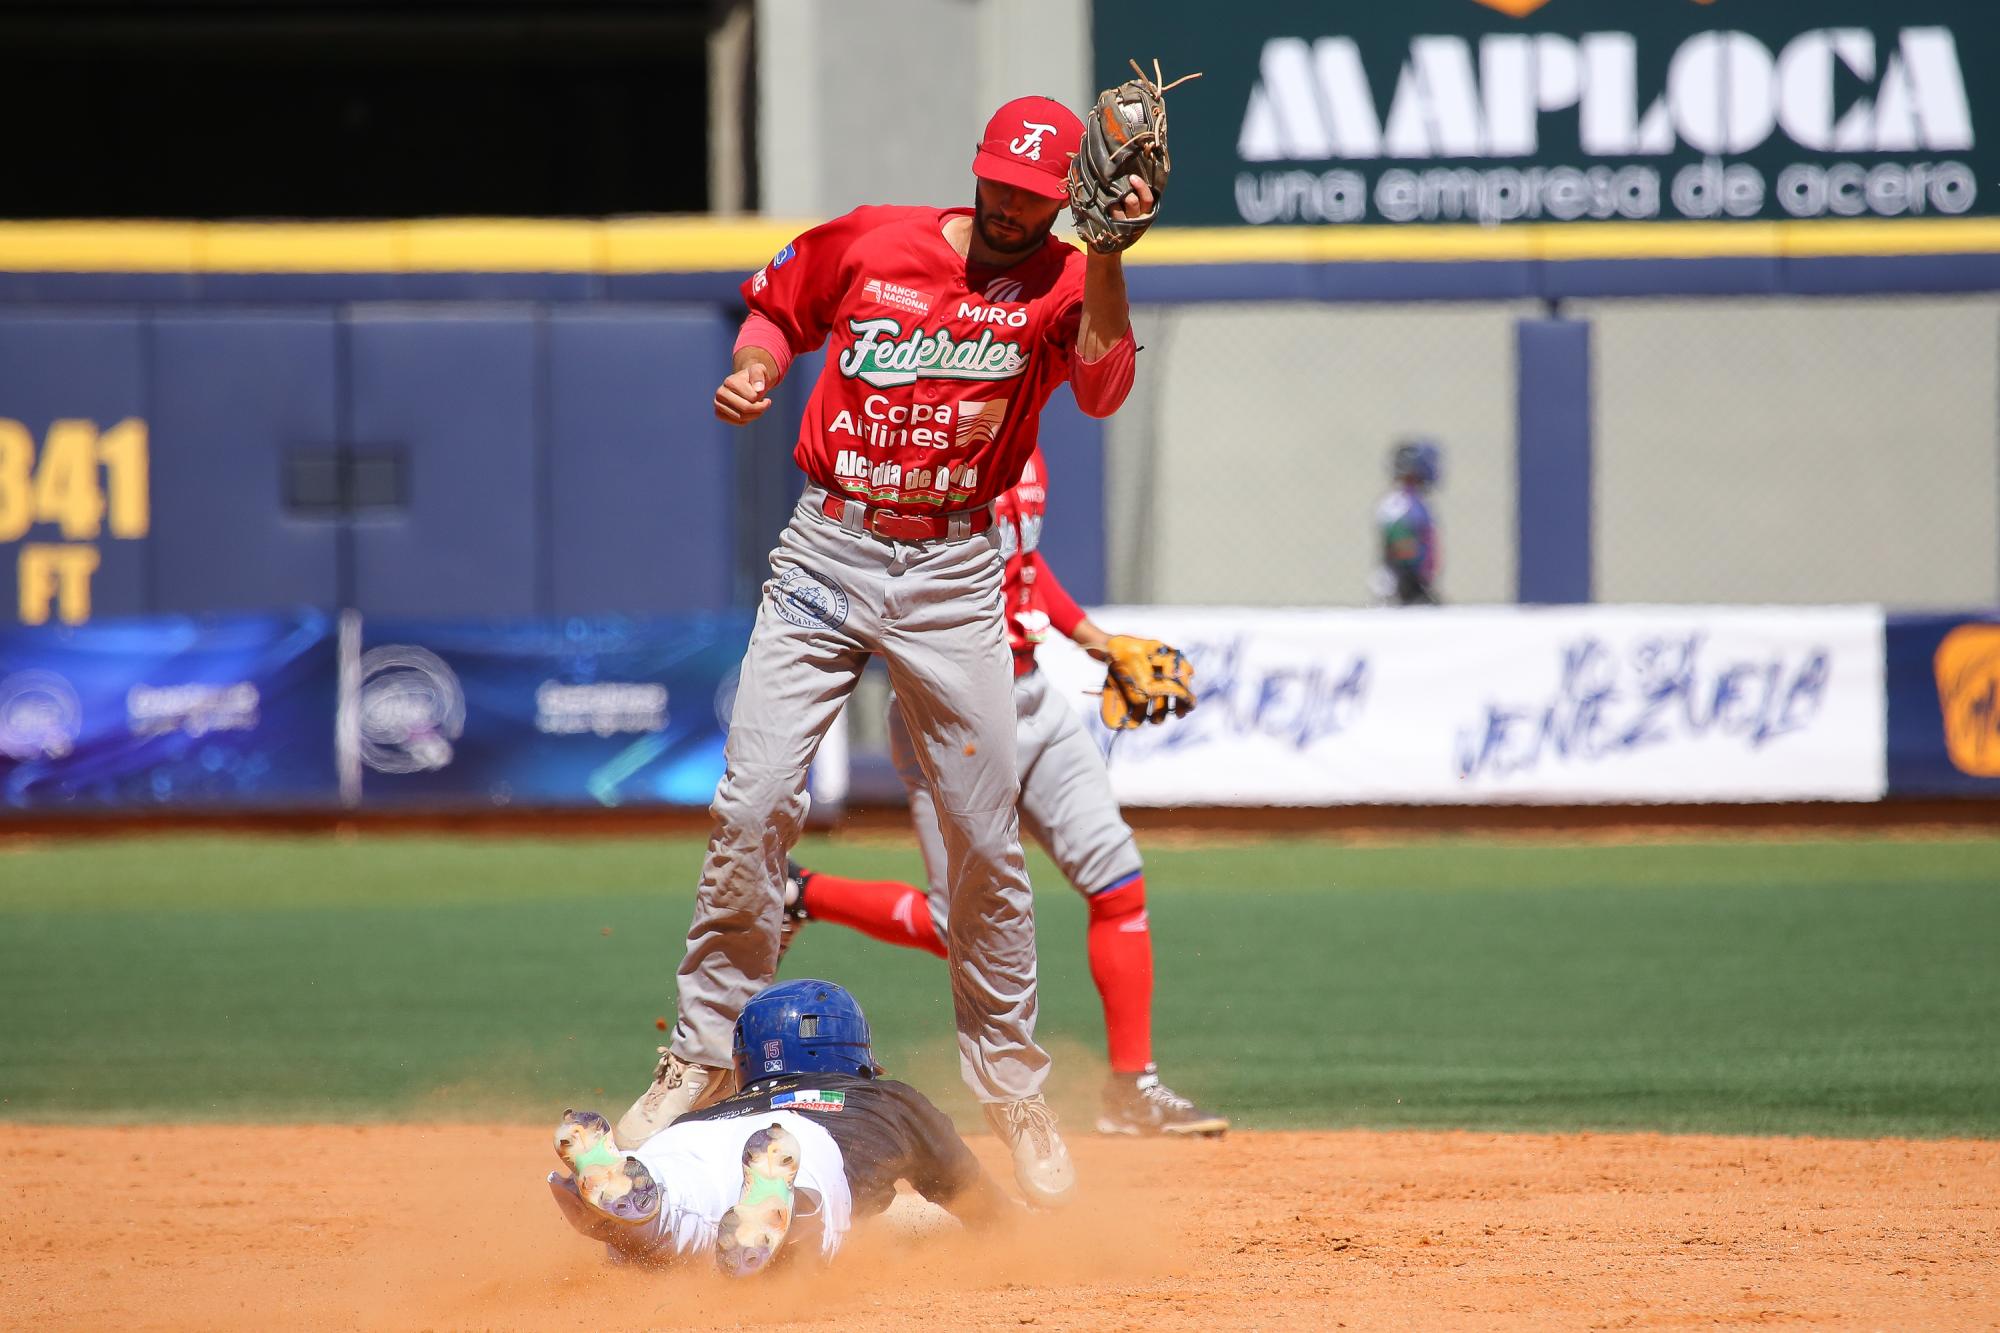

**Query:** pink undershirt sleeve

left=734, top=311, right=796, bottom=383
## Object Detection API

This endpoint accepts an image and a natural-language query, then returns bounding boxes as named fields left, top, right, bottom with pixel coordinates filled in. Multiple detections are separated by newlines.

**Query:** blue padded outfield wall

left=0, top=307, right=750, bottom=628
left=5, top=212, right=2000, bottom=630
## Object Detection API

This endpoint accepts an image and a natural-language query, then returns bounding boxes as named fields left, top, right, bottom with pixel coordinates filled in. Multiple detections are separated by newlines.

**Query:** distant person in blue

left=1370, top=438, right=1441, bottom=606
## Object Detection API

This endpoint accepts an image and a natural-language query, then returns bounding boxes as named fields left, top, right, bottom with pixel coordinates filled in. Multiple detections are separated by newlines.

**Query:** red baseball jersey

left=995, top=448, right=1087, bottom=676
left=743, top=205, right=1109, bottom=514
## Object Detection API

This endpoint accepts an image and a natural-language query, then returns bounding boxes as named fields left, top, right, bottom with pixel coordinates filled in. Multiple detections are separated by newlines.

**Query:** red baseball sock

left=798, top=872, right=946, bottom=958
left=1087, top=874, right=1154, bottom=1074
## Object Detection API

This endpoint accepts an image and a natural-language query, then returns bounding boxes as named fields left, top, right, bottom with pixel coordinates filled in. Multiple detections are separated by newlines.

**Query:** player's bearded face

left=974, top=180, right=1062, bottom=255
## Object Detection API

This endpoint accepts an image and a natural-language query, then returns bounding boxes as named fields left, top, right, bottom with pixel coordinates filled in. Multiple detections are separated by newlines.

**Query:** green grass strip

left=1, top=832, right=1995, bottom=1139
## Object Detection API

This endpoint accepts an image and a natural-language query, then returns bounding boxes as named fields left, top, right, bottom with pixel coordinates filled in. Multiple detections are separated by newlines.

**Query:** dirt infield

left=3, top=1126, right=1996, bottom=1330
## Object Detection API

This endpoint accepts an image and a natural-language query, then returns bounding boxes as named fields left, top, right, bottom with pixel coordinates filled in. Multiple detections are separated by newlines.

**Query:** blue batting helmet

left=732, top=979, right=875, bottom=1085
left=1391, top=438, right=1441, bottom=486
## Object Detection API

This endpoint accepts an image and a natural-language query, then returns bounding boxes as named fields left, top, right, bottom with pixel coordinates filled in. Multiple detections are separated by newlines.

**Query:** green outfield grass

left=1, top=831, right=1996, bottom=1138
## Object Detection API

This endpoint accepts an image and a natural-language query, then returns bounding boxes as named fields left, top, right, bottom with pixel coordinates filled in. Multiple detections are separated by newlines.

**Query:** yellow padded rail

left=0, top=216, right=1998, bottom=273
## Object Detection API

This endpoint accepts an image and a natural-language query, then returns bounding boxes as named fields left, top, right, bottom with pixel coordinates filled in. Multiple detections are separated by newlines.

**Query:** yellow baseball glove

left=1100, top=635, right=1196, bottom=730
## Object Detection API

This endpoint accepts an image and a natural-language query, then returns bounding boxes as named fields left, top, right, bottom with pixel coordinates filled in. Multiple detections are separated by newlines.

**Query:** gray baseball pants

left=888, top=666, right=1145, bottom=932
left=671, top=488, right=1049, bottom=1103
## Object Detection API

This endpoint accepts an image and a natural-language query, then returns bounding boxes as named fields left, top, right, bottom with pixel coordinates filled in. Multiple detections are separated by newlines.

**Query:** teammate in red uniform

left=784, top=449, right=1229, bottom=1138
left=617, top=95, right=1157, bottom=1210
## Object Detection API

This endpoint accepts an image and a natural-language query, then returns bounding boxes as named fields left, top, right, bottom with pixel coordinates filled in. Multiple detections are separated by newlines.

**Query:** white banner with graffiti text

left=1035, top=606, right=1887, bottom=805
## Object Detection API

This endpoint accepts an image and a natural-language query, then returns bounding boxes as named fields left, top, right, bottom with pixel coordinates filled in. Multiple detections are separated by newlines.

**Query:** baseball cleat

left=776, top=859, right=813, bottom=966
left=614, top=1050, right=736, bottom=1149
left=714, top=1122, right=804, bottom=1278
left=1096, top=1067, right=1230, bottom=1139
left=554, top=1109, right=662, bottom=1225
left=549, top=1170, right=673, bottom=1263
left=984, top=1095, right=1076, bottom=1209
left=548, top=1170, right=633, bottom=1245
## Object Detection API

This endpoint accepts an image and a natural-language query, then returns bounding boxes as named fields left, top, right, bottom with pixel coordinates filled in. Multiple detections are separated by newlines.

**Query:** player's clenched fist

left=714, top=352, right=777, bottom=426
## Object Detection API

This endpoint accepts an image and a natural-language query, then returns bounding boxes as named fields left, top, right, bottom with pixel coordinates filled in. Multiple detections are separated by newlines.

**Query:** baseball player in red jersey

left=617, top=95, right=1155, bottom=1210
left=783, top=448, right=1229, bottom=1138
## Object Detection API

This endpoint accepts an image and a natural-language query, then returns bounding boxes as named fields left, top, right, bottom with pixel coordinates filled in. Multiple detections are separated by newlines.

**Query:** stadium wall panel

left=345, top=313, right=543, bottom=620
left=1578, top=295, right=2000, bottom=609
left=545, top=309, right=737, bottom=615
left=149, top=313, right=342, bottom=614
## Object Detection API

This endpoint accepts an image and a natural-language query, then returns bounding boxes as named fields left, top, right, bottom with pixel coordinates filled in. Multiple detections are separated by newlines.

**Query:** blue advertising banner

left=355, top=615, right=752, bottom=807
left=1885, top=612, right=2000, bottom=796
left=0, top=611, right=339, bottom=809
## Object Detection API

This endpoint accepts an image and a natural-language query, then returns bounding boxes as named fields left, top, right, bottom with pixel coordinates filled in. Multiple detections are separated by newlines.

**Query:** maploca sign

left=1103, top=0, right=1997, bottom=226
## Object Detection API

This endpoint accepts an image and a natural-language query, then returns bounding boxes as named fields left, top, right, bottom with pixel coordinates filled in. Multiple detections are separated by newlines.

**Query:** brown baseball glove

left=1100, top=634, right=1197, bottom=730
left=1066, top=58, right=1201, bottom=255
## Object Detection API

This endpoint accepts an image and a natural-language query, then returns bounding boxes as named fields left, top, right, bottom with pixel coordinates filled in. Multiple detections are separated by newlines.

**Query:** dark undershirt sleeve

left=890, top=1086, right=985, bottom=1205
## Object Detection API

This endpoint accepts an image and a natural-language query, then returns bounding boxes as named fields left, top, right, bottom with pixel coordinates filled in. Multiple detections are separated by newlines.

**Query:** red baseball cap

left=972, top=95, right=1083, bottom=200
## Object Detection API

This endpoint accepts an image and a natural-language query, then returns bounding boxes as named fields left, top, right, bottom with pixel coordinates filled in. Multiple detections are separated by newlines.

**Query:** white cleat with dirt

left=613, top=1049, right=736, bottom=1150
left=984, top=1095, right=1076, bottom=1209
